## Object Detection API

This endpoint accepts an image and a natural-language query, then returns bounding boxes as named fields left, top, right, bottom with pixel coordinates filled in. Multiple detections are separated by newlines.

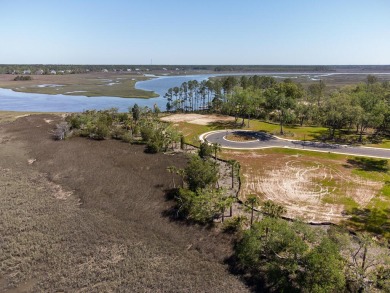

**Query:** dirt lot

left=0, top=115, right=249, bottom=292
left=225, top=151, right=385, bottom=223
left=161, top=113, right=235, bottom=125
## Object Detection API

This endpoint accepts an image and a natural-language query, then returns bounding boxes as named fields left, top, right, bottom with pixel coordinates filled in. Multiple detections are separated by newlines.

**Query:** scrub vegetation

left=64, top=104, right=179, bottom=153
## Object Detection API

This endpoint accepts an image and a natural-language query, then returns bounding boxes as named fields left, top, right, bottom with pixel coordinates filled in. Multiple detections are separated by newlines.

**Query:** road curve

left=200, top=130, right=390, bottom=159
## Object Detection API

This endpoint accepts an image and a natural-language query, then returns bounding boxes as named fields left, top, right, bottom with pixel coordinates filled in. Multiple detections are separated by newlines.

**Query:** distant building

left=162, top=68, right=167, bottom=71
left=127, top=68, right=132, bottom=72
left=50, top=70, right=56, bottom=75
left=23, top=70, right=31, bottom=75
left=135, top=68, right=140, bottom=71
left=102, top=69, right=108, bottom=72
left=35, top=69, right=44, bottom=75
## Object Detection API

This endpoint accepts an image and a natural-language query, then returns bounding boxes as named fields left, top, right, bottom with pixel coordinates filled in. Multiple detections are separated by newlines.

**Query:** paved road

left=201, top=130, right=390, bottom=159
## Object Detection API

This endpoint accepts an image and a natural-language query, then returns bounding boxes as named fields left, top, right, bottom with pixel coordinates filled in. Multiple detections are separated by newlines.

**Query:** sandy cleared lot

left=161, top=113, right=235, bottom=125
left=226, top=151, right=383, bottom=223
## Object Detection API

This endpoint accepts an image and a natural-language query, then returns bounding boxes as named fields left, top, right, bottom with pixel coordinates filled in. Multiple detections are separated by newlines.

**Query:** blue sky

left=1, top=0, right=389, bottom=65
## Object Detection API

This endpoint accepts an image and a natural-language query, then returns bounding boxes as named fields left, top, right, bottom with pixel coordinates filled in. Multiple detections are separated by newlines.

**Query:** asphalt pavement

left=201, top=130, right=390, bottom=159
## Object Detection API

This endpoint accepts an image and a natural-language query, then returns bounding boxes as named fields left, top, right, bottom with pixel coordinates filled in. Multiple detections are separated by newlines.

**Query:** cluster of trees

left=236, top=218, right=390, bottom=292
left=13, top=75, right=32, bottom=81
left=165, top=75, right=390, bottom=142
left=64, top=105, right=180, bottom=153
left=168, top=142, right=238, bottom=224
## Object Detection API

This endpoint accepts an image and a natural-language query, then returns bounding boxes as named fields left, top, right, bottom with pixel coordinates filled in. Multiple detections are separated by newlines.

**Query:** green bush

left=121, top=132, right=133, bottom=143
left=89, top=122, right=109, bottom=140
left=198, top=141, right=213, bottom=158
left=140, top=126, right=154, bottom=142
left=146, top=141, right=161, bottom=153
left=111, top=127, right=126, bottom=140
left=222, top=216, right=247, bottom=234
left=176, top=188, right=226, bottom=224
left=13, top=75, right=32, bottom=81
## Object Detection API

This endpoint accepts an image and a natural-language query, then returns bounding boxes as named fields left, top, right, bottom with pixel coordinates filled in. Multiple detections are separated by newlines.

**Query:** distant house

left=35, top=69, right=44, bottom=75
left=102, top=69, right=108, bottom=72
left=127, top=68, right=132, bottom=72
left=85, top=69, right=90, bottom=72
left=23, top=70, right=31, bottom=75
left=58, top=70, right=65, bottom=74
left=66, top=70, right=72, bottom=73
left=162, top=68, right=167, bottom=71
left=50, top=70, right=56, bottom=75
left=135, top=68, right=140, bottom=71
left=175, top=68, right=180, bottom=71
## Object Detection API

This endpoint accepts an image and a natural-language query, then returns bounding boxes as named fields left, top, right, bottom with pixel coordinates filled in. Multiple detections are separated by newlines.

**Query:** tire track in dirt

left=240, top=155, right=382, bottom=223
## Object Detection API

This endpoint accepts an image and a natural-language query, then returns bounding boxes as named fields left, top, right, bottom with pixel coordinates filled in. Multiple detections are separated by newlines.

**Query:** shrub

left=121, top=132, right=133, bottom=143
left=89, top=122, right=109, bottom=140
left=53, top=122, right=70, bottom=140
left=176, top=188, right=226, bottom=224
left=146, top=141, right=161, bottom=153
left=198, top=141, right=213, bottom=158
left=111, top=127, right=126, bottom=140
left=140, top=126, right=154, bottom=142
left=184, top=156, right=218, bottom=191
left=222, top=216, right=247, bottom=234
left=13, top=75, right=32, bottom=81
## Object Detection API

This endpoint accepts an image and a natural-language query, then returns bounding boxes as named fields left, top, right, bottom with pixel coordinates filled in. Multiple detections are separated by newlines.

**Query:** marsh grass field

left=0, top=72, right=158, bottom=98
left=0, top=113, right=249, bottom=292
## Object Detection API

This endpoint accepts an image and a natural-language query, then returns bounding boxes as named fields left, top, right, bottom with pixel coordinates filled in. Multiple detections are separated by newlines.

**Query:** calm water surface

left=0, top=75, right=215, bottom=112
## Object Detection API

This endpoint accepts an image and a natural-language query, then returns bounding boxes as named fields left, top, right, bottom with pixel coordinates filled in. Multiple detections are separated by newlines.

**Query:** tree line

left=165, top=75, right=390, bottom=143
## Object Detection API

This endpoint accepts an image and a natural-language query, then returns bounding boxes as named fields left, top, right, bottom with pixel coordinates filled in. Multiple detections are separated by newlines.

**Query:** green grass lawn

left=245, top=120, right=328, bottom=140
left=367, top=139, right=390, bottom=149
left=176, top=118, right=329, bottom=147
left=172, top=113, right=390, bottom=149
